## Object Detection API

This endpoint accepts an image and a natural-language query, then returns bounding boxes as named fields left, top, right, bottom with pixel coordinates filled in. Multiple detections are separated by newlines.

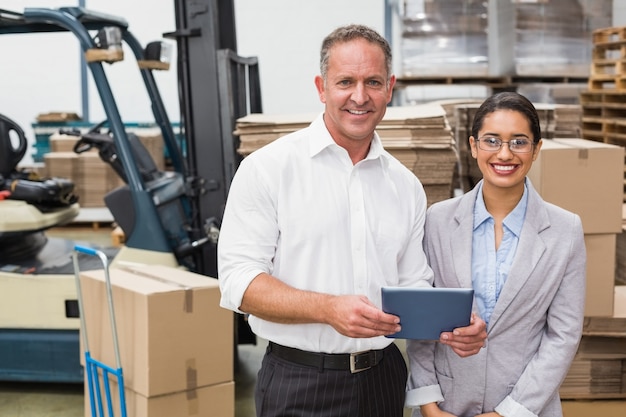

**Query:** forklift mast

left=166, top=0, right=262, bottom=278
left=0, top=3, right=261, bottom=383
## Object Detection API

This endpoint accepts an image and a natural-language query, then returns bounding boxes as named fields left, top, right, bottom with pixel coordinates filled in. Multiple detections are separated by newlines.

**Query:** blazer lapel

left=487, top=186, right=549, bottom=331
left=451, top=188, right=478, bottom=290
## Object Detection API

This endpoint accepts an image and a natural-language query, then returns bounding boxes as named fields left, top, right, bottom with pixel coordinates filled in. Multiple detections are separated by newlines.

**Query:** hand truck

left=72, top=245, right=127, bottom=417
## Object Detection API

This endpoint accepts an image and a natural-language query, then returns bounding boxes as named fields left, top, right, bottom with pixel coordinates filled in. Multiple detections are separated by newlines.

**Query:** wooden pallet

left=588, top=74, right=626, bottom=91
left=581, top=91, right=626, bottom=117
left=589, top=27, right=626, bottom=92
left=593, top=27, right=626, bottom=44
left=591, top=59, right=626, bottom=77
left=395, top=75, right=588, bottom=89
left=581, top=90, right=626, bottom=103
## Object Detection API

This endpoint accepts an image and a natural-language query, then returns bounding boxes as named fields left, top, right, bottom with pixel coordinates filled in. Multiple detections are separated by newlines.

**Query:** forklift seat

left=0, top=114, right=78, bottom=211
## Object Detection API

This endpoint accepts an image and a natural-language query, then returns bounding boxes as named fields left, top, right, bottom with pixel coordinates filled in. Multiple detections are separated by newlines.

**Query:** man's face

left=315, top=39, right=395, bottom=150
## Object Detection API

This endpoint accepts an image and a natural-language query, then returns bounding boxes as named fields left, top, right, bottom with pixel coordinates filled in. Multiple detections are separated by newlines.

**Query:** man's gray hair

left=319, top=24, right=392, bottom=84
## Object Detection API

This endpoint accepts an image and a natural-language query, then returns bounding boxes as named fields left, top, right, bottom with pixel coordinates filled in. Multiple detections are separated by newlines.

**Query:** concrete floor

left=0, top=342, right=263, bottom=417
left=0, top=340, right=415, bottom=417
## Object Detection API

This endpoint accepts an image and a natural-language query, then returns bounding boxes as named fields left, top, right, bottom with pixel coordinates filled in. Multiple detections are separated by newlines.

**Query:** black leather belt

left=268, top=341, right=387, bottom=373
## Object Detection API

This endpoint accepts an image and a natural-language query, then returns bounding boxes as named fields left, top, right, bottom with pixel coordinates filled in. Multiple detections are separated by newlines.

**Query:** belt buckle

left=350, top=350, right=372, bottom=374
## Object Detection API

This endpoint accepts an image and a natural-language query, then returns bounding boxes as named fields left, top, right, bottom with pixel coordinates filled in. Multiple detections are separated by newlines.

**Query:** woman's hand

left=439, top=313, right=487, bottom=357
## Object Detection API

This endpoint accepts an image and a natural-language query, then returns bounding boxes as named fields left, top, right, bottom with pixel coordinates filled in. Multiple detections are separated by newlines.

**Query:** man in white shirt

left=218, top=24, right=487, bottom=417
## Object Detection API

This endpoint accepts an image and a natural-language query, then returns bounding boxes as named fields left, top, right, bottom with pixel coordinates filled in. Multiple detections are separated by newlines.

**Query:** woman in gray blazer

left=405, top=92, right=586, bottom=417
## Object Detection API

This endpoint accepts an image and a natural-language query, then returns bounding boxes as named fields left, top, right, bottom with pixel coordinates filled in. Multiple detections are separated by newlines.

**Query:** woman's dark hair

left=471, top=92, right=541, bottom=143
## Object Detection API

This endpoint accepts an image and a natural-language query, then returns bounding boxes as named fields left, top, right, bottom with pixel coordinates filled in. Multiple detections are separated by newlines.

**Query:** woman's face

left=469, top=109, right=542, bottom=193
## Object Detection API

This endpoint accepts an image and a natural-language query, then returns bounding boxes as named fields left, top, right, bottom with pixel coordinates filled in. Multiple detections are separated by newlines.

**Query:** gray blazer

left=406, top=179, right=586, bottom=417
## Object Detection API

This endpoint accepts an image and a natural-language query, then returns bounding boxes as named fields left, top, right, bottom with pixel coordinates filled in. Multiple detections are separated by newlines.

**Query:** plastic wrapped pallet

left=401, top=0, right=490, bottom=77
left=514, top=0, right=612, bottom=77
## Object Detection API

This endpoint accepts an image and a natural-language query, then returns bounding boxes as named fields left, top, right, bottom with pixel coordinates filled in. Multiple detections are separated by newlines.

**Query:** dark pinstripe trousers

left=255, top=343, right=408, bottom=417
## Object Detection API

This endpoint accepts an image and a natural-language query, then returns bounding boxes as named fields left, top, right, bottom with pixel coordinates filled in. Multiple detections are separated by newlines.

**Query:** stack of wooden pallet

left=587, top=26, right=626, bottom=91
left=581, top=26, right=626, bottom=201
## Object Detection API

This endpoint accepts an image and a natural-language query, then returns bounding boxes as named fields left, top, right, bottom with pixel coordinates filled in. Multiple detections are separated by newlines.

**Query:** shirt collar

left=473, top=179, right=529, bottom=236
left=308, top=112, right=385, bottom=162
left=473, top=183, right=491, bottom=230
left=308, top=113, right=335, bottom=157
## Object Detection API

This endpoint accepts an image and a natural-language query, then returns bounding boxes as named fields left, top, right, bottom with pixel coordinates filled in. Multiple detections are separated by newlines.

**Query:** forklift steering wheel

left=87, top=119, right=110, bottom=135
left=73, top=119, right=111, bottom=154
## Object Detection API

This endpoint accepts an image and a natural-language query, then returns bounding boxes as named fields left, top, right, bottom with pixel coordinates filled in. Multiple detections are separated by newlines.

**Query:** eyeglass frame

left=475, top=136, right=536, bottom=154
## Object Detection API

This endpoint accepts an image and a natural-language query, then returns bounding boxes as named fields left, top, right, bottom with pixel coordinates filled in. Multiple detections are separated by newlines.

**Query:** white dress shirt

left=218, top=112, right=433, bottom=354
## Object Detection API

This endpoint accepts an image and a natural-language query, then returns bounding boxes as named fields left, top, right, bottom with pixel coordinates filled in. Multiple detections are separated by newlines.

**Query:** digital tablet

left=381, top=286, right=474, bottom=340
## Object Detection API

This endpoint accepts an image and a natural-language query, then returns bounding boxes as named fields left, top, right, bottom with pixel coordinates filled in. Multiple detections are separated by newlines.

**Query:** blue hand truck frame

left=72, top=245, right=127, bottom=417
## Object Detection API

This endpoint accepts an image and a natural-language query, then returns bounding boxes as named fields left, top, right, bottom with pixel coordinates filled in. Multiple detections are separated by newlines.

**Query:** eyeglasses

left=477, top=137, right=534, bottom=153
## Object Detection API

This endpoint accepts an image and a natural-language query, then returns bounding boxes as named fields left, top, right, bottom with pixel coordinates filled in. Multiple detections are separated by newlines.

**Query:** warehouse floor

left=0, top=337, right=415, bottom=417
left=0, top=338, right=412, bottom=417
left=0, top=341, right=263, bottom=417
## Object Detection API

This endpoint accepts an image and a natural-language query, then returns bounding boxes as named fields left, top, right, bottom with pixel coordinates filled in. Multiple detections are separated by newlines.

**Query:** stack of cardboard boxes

left=78, top=264, right=234, bottom=417
left=235, top=104, right=459, bottom=206
left=43, top=129, right=164, bottom=208
left=526, top=138, right=626, bottom=415
left=376, top=104, right=458, bottom=206
left=528, top=138, right=623, bottom=317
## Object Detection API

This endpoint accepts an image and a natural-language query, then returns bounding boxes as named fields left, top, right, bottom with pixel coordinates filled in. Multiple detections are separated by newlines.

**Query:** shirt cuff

left=219, top=268, right=266, bottom=314
left=405, top=385, right=444, bottom=408
left=494, top=395, right=538, bottom=417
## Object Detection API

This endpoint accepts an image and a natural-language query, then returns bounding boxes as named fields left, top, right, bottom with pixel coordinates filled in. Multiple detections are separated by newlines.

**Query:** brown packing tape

left=117, top=266, right=194, bottom=312
left=185, top=360, right=199, bottom=414
left=579, top=149, right=589, bottom=159
left=186, top=358, right=197, bottom=389
left=186, top=388, right=199, bottom=414
left=185, top=289, right=193, bottom=312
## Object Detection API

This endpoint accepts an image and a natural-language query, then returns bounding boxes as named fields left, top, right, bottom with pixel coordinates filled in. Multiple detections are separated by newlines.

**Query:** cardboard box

left=584, top=234, right=616, bottom=317
left=576, top=335, right=626, bottom=358
left=49, top=133, right=85, bottom=153
left=528, top=138, right=624, bottom=234
left=79, top=265, right=233, bottom=397
left=85, top=380, right=235, bottom=417
left=561, top=399, right=626, bottom=417
left=615, top=286, right=626, bottom=318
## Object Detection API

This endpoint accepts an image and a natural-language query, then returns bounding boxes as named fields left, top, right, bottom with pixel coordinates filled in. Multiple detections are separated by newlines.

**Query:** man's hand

left=240, top=274, right=401, bottom=338
left=439, top=313, right=487, bottom=357
left=475, top=413, right=501, bottom=417
left=325, top=294, right=401, bottom=338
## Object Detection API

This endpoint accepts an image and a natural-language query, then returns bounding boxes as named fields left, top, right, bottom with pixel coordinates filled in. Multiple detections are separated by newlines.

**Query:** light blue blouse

left=472, top=180, right=528, bottom=326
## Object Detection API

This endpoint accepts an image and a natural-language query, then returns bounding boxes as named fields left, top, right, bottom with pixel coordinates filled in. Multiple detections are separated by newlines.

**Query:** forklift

left=0, top=1, right=259, bottom=382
